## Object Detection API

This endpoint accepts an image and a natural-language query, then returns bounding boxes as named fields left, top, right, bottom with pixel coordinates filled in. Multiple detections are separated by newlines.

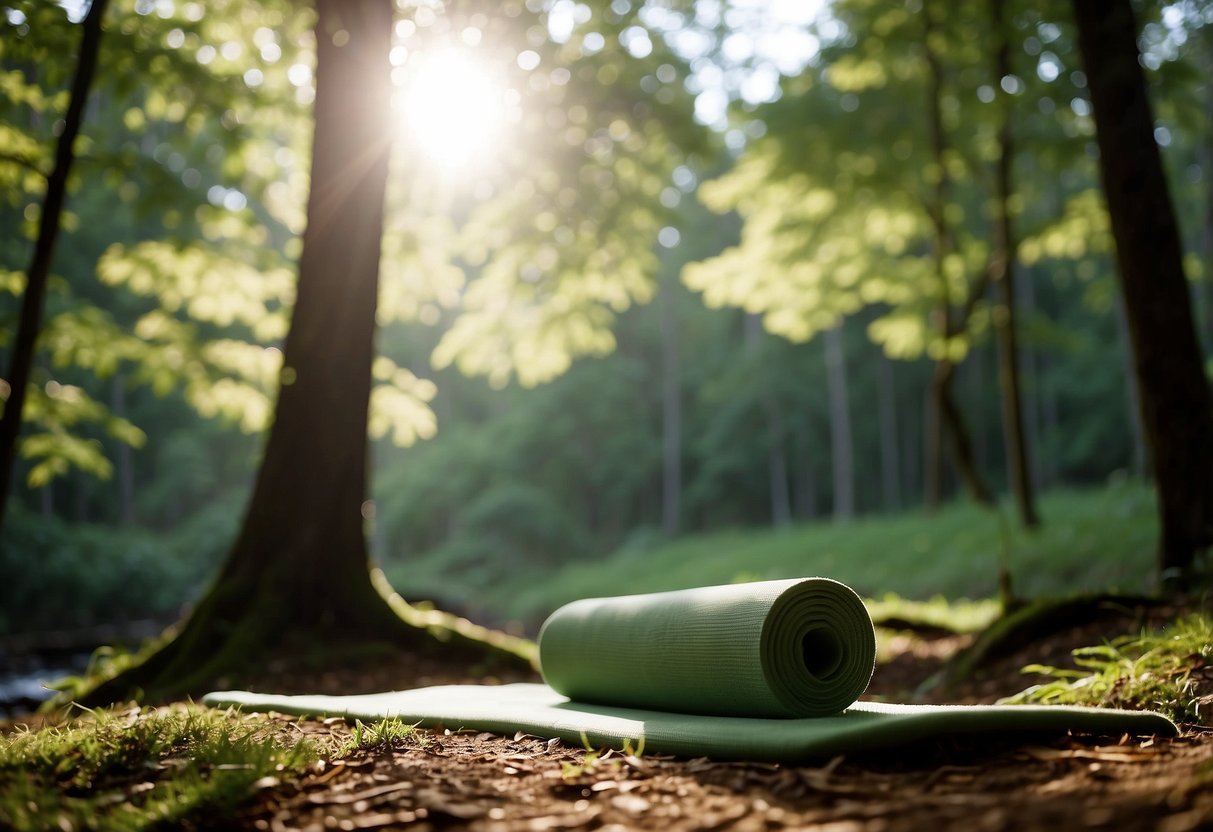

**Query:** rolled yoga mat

left=203, top=578, right=1178, bottom=762
left=537, top=577, right=876, bottom=718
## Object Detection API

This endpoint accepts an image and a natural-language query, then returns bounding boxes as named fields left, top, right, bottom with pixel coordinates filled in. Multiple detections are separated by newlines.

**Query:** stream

left=0, top=619, right=167, bottom=720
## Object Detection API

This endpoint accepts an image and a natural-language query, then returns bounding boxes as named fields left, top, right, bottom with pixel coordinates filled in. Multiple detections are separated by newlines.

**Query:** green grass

left=390, top=482, right=1157, bottom=625
left=339, top=717, right=423, bottom=756
left=1005, top=613, right=1213, bottom=725
left=0, top=705, right=317, bottom=831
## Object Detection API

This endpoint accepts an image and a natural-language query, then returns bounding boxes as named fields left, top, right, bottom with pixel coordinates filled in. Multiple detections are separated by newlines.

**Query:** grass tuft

left=1004, top=613, right=1213, bottom=725
left=338, top=717, right=423, bottom=756
left=0, top=704, right=316, bottom=831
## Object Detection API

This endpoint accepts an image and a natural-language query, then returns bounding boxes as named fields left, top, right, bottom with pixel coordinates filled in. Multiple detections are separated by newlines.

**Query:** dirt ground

left=217, top=607, right=1213, bottom=832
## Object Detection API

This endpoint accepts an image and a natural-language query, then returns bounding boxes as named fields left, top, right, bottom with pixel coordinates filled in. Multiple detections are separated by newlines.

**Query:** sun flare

left=395, top=48, right=509, bottom=171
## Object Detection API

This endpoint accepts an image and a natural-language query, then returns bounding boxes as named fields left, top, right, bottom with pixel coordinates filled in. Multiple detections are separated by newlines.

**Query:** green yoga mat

left=538, top=577, right=876, bottom=718
left=202, top=578, right=1177, bottom=762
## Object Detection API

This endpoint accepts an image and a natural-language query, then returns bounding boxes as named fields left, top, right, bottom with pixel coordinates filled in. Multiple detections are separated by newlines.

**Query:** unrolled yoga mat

left=203, top=683, right=1175, bottom=763
left=202, top=578, right=1177, bottom=762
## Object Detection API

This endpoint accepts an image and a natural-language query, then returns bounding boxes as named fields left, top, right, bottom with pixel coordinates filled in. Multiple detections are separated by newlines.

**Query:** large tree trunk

left=823, top=322, right=854, bottom=520
left=989, top=0, right=1039, bottom=529
left=0, top=0, right=109, bottom=539
left=77, top=0, right=526, bottom=706
left=1074, top=0, right=1213, bottom=574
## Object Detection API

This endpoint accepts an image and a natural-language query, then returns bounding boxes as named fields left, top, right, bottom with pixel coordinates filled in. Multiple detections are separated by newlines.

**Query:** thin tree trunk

left=824, top=322, right=854, bottom=520
left=937, top=361, right=995, bottom=505
left=922, top=0, right=994, bottom=509
left=795, top=451, right=818, bottom=520
left=659, top=272, right=681, bottom=536
left=990, top=0, right=1040, bottom=528
left=39, top=481, right=52, bottom=519
left=876, top=351, right=901, bottom=510
left=111, top=374, right=135, bottom=524
left=744, top=314, right=791, bottom=528
left=1018, top=265, right=1043, bottom=490
left=903, top=373, right=922, bottom=506
left=924, top=373, right=943, bottom=508
left=1040, top=350, right=1060, bottom=484
left=922, top=0, right=948, bottom=511
left=1074, top=0, right=1213, bottom=574
left=1201, top=35, right=1213, bottom=354
left=767, top=413, right=792, bottom=528
left=1115, top=290, right=1149, bottom=478
left=0, top=0, right=110, bottom=540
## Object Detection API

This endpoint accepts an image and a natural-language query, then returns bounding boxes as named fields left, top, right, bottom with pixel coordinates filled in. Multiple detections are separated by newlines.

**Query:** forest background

left=1, top=0, right=1209, bottom=640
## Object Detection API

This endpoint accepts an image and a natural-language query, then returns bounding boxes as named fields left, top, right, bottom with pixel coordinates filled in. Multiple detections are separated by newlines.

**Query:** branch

left=0, top=151, right=48, bottom=179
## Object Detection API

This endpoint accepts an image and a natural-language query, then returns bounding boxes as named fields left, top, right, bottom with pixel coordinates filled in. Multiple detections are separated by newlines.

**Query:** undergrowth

left=1005, top=613, right=1213, bottom=725
left=0, top=704, right=317, bottom=831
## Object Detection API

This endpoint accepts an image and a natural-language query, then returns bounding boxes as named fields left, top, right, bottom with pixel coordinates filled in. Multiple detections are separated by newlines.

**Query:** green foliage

left=0, top=704, right=317, bottom=831
left=682, top=0, right=1101, bottom=369
left=380, top=0, right=712, bottom=388
left=1007, top=614, right=1213, bottom=725
left=0, top=505, right=225, bottom=635
left=399, top=482, right=1157, bottom=625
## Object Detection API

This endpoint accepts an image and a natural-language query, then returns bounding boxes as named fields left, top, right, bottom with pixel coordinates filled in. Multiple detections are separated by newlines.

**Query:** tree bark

left=1074, top=0, right=1213, bottom=573
left=77, top=0, right=526, bottom=705
left=823, top=322, right=854, bottom=520
left=990, top=0, right=1040, bottom=528
left=0, top=0, right=110, bottom=539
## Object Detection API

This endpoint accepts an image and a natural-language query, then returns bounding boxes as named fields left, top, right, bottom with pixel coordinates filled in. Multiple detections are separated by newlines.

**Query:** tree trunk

left=0, top=0, right=109, bottom=539
left=743, top=314, right=791, bottom=528
left=77, top=0, right=527, bottom=706
left=922, top=0, right=948, bottom=512
left=1018, top=265, right=1044, bottom=490
left=876, top=351, right=900, bottom=510
left=923, top=381, right=942, bottom=508
left=1201, top=34, right=1213, bottom=355
left=111, top=374, right=135, bottom=524
left=794, top=451, right=818, bottom=520
left=823, top=322, right=854, bottom=520
left=1115, top=293, right=1149, bottom=478
left=1074, top=0, right=1213, bottom=574
left=659, top=272, right=681, bottom=536
left=990, top=0, right=1040, bottom=529
left=766, top=417, right=792, bottom=528
left=922, top=0, right=995, bottom=510
left=936, top=360, right=995, bottom=506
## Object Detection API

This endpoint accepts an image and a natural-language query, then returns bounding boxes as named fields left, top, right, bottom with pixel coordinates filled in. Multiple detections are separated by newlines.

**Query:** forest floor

left=195, top=604, right=1213, bottom=831
left=3, top=602, right=1212, bottom=831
